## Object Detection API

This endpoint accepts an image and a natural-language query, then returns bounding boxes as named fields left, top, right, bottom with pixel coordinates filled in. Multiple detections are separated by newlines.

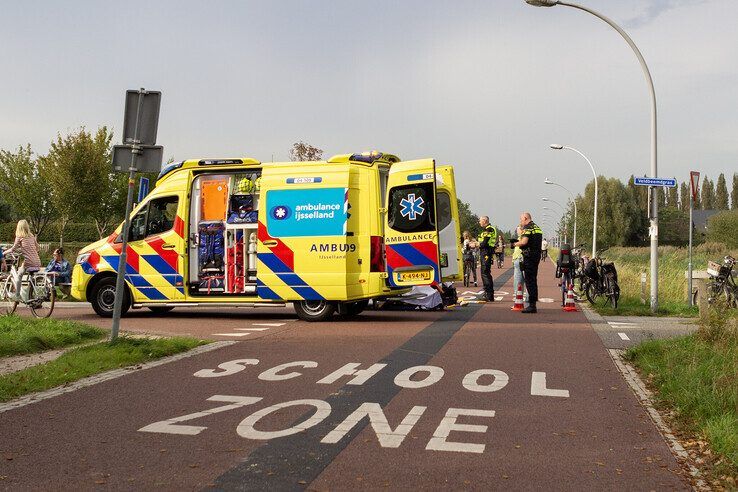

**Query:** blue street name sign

left=633, top=177, right=677, bottom=188
left=138, top=177, right=150, bottom=202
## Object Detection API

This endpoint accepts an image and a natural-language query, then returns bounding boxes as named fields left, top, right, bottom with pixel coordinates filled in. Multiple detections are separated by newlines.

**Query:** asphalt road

left=0, top=261, right=691, bottom=490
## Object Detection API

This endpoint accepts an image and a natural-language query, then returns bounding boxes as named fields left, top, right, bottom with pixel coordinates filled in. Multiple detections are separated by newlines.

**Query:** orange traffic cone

left=563, top=282, right=577, bottom=312
left=511, top=283, right=524, bottom=311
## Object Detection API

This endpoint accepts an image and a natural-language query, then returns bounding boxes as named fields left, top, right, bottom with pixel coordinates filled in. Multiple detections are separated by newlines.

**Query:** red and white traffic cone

left=563, top=282, right=577, bottom=312
left=511, top=283, right=525, bottom=311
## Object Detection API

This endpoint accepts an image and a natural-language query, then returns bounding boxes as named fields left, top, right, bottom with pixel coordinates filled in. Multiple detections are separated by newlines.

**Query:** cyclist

left=495, top=236, right=505, bottom=268
left=3, top=220, right=42, bottom=301
left=461, top=231, right=478, bottom=287
left=541, top=238, right=549, bottom=262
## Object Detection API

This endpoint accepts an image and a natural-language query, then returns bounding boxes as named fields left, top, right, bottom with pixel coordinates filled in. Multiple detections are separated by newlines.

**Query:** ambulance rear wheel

left=294, top=300, right=335, bottom=322
left=90, top=277, right=130, bottom=318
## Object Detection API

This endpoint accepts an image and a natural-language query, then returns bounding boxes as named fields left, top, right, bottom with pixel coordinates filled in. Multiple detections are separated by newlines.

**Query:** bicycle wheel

left=1, top=276, right=18, bottom=315
left=30, top=276, right=55, bottom=318
left=585, top=281, right=599, bottom=305
left=607, top=274, right=619, bottom=309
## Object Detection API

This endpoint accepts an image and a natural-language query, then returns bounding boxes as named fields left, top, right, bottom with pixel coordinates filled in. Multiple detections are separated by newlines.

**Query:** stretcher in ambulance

left=71, top=152, right=462, bottom=321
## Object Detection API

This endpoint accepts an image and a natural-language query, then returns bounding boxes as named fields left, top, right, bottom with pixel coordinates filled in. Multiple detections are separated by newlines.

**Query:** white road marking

left=530, top=372, right=569, bottom=398
left=212, top=333, right=251, bottom=337
left=139, top=395, right=262, bottom=435
left=494, top=296, right=503, bottom=301
left=538, top=298, right=554, bottom=303
left=251, top=323, right=286, bottom=327
left=608, top=321, right=636, bottom=326
left=235, top=327, right=271, bottom=332
left=426, top=408, right=496, bottom=454
left=618, top=332, right=631, bottom=341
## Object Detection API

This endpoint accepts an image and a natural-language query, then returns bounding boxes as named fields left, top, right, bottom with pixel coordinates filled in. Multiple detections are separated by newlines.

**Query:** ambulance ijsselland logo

left=400, top=193, right=425, bottom=221
left=271, top=205, right=291, bottom=220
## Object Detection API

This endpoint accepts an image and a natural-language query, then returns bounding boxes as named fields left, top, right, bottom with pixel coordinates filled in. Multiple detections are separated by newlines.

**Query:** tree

left=457, top=198, right=480, bottom=237
left=627, top=175, right=648, bottom=215
left=715, top=173, right=729, bottom=210
left=679, top=182, right=690, bottom=212
left=289, top=141, right=323, bottom=161
left=40, top=127, right=114, bottom=244
left=571, top=176, right=644, bottom=252
left=732, top=174, right=738, bottom=210
left=0, top=145, right=55, bottom=237
left=701, top=176, right=715, bottom=210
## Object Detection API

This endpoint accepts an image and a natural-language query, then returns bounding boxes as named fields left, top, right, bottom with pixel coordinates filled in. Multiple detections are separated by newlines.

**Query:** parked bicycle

left=705, top=255, right=737, bottom=308
left=0, top=252, right=56, bottom=318
left=582, top=253, right=620, bottom=309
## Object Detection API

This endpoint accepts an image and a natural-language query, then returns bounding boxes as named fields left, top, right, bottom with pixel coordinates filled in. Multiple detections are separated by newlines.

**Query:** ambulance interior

left=188, top=171, right=262, bottom=296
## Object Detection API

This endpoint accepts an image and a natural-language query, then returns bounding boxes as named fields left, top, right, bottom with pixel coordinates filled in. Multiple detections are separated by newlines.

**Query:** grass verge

left=625, top=304, right=738, bottom=483
left=0, top=335, right=207, bottom=402
left=593, top=296, right=699, bottom=317
left=0, top=315, right=105, bottom=357
left=589, top=243, right=737, bottom=317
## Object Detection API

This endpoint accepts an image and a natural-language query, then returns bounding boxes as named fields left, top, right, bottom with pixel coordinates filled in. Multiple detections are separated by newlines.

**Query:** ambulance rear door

left=435, top=165, right=462, bottom=281
left=384, top=159, right=440, bottom=288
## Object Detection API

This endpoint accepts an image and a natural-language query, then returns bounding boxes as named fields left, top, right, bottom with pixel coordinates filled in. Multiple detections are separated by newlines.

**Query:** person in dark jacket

left=477, top=216, right=498, bottom=301
left=510, top=212, right=543, bottom=313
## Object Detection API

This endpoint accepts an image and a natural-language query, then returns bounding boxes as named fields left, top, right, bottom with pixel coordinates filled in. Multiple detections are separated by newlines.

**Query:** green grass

left=594, top=296, right=699, bottom=317
left=626, top=306, right=738, bottom=479
left=0, top=316, right=105, bottom=357
left=590, top=242, right=738, bottom=317
left=0, top=336, right=207, bottom=402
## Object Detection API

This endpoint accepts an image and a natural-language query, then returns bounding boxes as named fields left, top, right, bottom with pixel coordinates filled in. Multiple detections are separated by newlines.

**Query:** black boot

left=521, top=305, right=537, bottom=313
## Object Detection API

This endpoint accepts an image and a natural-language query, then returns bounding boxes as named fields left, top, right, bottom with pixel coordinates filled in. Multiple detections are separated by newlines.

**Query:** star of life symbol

left=272, top=206, right=290, bottom=220
left=400, top=194, right=425, bottom=220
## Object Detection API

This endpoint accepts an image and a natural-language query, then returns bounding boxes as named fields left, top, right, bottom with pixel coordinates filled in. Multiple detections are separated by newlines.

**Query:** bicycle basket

left=584, top=259, right=599, bottom=280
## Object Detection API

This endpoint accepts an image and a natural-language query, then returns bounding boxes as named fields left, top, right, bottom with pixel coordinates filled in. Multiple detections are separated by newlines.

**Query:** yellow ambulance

left=71, top=152, right=462, bottom=321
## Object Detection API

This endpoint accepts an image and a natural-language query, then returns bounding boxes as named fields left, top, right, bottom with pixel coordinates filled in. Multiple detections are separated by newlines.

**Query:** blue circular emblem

left=271, top=205, right=291, bottom=220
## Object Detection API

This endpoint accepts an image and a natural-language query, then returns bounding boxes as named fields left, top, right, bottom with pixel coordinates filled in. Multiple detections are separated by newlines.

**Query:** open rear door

left=384, top=159, right=440, bottom=288
left=436, top=165, right=462, bottom=281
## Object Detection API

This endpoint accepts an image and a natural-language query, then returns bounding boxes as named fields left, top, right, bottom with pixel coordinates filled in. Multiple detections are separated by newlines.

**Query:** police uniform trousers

left=522, top=253, right=540, bottom=306
left=480, top=251, right=495, bottom=299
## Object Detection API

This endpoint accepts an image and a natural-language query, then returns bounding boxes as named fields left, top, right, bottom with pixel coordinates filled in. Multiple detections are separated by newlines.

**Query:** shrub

left=707, top=210, right=738, bottom=248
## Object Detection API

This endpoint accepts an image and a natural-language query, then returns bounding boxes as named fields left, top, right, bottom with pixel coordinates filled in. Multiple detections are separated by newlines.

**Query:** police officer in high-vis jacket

left=511, top=212, right=543, bottom=313
left=477, top=216, right=498, bottom=301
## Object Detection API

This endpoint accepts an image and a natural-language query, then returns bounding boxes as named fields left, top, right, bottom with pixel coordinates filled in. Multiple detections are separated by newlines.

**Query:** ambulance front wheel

left=294, top=300, right=336, bottom=322
left=90, top=277, right=130, bottom=318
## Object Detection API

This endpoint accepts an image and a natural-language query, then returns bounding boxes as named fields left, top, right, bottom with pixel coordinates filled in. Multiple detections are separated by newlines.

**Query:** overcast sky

left=2, top=0, right=737, bottom=232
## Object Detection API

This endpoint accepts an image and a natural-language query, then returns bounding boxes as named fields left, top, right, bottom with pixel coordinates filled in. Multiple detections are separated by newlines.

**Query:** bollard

left=640, top=272, right=647, bottom=305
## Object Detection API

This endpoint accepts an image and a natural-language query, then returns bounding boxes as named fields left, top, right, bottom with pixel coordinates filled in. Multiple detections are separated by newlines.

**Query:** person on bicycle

left=4, top=220, right=42, bottom=301
left=461, top=231, right=478, bottom=287
left=495, top=236, right=505, bottom=268
left=541, top=238, right=549, bottom=262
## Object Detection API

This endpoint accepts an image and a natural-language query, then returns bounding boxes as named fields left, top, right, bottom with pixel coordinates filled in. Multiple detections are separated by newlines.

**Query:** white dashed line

left=251, top=323, right=286, bottom=327
left=609, top=321, right=636, bottom=326
left=212, top=333, right=251, bottom=337
left=618, top=332, right=630, bottom=341
left=235, top=328, right=270, bottom=332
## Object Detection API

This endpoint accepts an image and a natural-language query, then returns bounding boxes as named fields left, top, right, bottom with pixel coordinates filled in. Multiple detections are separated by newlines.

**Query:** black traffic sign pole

left=110, top=89, right=147, bottom=341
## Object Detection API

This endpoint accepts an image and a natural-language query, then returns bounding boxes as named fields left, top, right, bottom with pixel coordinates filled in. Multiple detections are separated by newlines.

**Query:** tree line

left=0, top=127, right=157, bottom=244
left=555, top=173, right=738, bottom=251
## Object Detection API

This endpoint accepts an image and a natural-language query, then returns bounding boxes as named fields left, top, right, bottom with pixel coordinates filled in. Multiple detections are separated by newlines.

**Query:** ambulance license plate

left=397, top=270, right=432, bottom=282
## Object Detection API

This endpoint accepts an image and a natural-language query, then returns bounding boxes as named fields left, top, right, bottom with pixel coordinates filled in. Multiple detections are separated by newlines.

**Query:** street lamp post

left=550, top=145, right=598, bottom=258
left=526, top=0, right=659, bottom=312
left=542, top=198, right=567, bottom=243
left=545, top=178, right=577, bottom=247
